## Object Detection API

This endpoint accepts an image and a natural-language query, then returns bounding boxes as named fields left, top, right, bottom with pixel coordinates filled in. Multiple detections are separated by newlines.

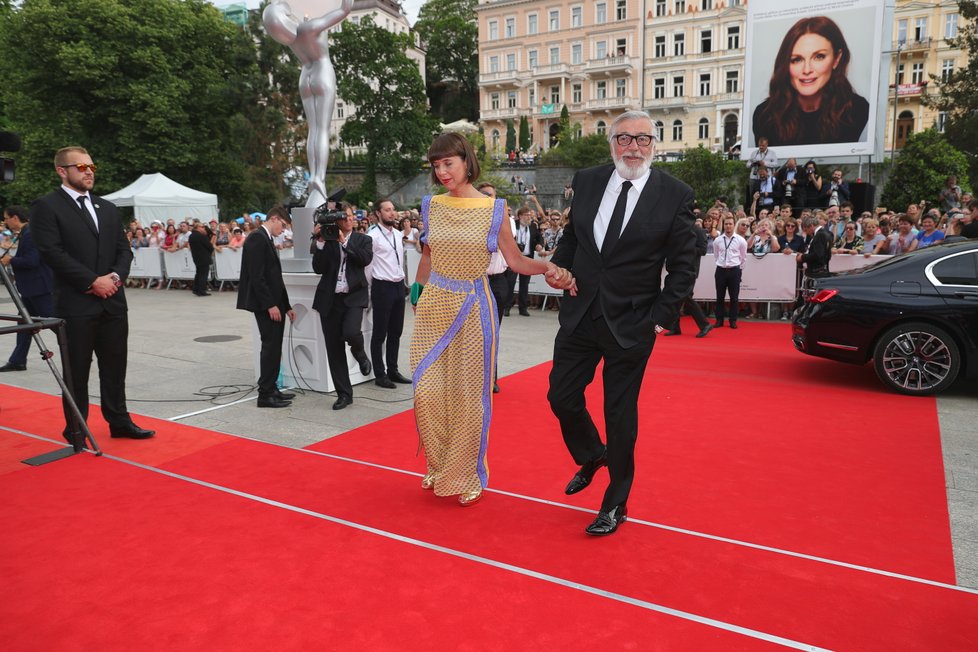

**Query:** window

left=489, top=20, right=498, bottom=40
left=572, top=43, right=582, bottom=64
left=616, top=38, right=627, bottom=56
left=528, top=14, right=538, bottom=35
left=897, top=19, right=907, bottom=45
left=507, top=91, right=517, bottom=108
left=596, top=80, right=607, bottom=99
left=550, top=9, right=559, bottom=31
left=945, top=13, right=959, bottom=40
left=941, top=59, right=954, bottom=83
left=725, top=70, right=738, bottom=93
left=656, top=0, right=667, bottom=17
left=896, top=63, right=904, bottom=84
left=572, top=6, right=582, bottom=28
left=596, top=2, right=607, bottom=24
left=550, top=47, right=560, bottom=65
left=701, top=29, right=712, bottom=53
left=596, top=40, right=608, bottom=59
left=675, top=0, right=686, bottom=13
left=506, top=53, right=516, bottom=70
left=615, top=78, right=626, bottom=98
left=616, top=0, right=627, bottom=20
left=701, top=0, right=712, bottom=9
left=337, top=103, right=344, bottom=119
left=654, top=35, right=666, bottom=58
left=529, top=87, right=536, bottom=107
left=727, top=25, right=740, bottom=50
left=937, top=111, right=949, bottom=133
left=699, top=72, right=711, bottom=96
left=654, top=121, right=664, bottom=142
left=654, top=78, right=665, bottom=99
left=933, top=253, right=977, bottom=285
left=674, top=33, right=685, bottom=56
left=596, top=120, right=607, bottom=135
left=528, top=50, right=538, bottom=68
left=550, top=85, right=560, bottom=104
left=672, top=119, right=683, bottom=141
left=698, top=118, right=709, bottom=140
left=572, top=83, right=582, bottom=103
left=911, top=62, right=924, bottom=84
left=491, top=129, right=500, bottom=149
left=490, top=92, right=500, bottom=110
left=914, top=17, right=927, bottom=42
left=673, top=75, right=684, bottom=97
left=489, top=55, right=499, bottom=73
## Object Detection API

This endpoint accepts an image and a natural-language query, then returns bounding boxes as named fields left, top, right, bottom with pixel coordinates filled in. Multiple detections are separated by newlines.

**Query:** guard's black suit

left=311, top=232, right=373, bottom=400
left=188, top=228, right=214, bottom=296
left=237, top=227, right=292, bottom=399
left=548, top=163, right=697, bottom=511
left=31, top=188, right=135, bottom=430
left=801, top=227, right=833, bottom=278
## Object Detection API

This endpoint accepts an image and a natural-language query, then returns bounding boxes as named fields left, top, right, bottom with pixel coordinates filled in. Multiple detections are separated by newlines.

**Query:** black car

left=792, top=240, right=978, bottom=395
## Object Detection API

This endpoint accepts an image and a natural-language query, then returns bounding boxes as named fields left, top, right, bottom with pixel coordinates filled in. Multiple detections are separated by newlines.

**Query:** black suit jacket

left=750, top=176, right=781, bottom=207
left=9, top=225, right=54, bottom=299
left=551, top=164, right=697, bottom=348
left=236, top=228, right=291, bottom=313
left=188, top=229, right=214, bottom=266
left=31, top=189, right=132, bottom=317
left=801, top=227, right=833, bottom=276
left=311, top=232, right=373, bottom=312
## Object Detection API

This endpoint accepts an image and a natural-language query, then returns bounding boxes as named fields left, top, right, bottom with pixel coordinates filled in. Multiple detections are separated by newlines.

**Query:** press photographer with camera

left=800, top=160, right=826, bottom=208
left=311, top=202, right=373, bottom=410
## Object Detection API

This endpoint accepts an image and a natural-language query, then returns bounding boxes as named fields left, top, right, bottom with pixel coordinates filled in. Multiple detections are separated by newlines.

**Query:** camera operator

left=826, top=169, right=850, bottom=208
left=746, top=136, right=778, bottom=181
left=776, top=158, right=801, bottom=208
left=800, top=160, right=826, bottom=209
left=311, top=203, right=373, bottom=410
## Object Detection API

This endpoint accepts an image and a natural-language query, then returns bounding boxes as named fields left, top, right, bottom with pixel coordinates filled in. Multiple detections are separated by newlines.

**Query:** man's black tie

left=78, top=195, right=98, bottom=232
left=602, top=180, right=631, bottom=259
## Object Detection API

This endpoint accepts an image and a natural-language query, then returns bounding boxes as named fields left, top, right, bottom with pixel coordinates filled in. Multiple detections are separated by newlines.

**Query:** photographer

left=1, top=206, right=54, bottom=372
left=826, top=169, right=850, bottom=208
left=746, top=137, right=778, bottom=181
left=776, top=159, right=801, bottom=208
left=800, top=160, right=826, bottom=208
left=312, top=204, right=373, bottom=410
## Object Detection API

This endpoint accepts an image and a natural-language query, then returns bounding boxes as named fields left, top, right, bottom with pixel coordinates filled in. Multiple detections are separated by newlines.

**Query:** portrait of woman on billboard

left=752, top=16, right=869, bottom=147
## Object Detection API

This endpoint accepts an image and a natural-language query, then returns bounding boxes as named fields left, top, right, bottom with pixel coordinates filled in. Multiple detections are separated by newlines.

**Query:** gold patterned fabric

left=410, top=195, right=504, bottom=497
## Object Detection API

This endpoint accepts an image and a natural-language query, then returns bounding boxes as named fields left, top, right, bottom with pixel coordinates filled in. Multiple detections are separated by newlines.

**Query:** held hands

left=544, top=263, right=577, bottom=296
left=87, top=274, right=120, bottom=298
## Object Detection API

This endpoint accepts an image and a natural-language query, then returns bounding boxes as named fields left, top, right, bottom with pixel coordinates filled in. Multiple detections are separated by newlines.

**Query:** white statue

left=263, top=0, right=354, bottom=208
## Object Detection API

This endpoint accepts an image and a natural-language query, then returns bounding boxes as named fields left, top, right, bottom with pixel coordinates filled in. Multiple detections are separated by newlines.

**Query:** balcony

left=481, top=107, right=521, bottom=121
left=479, top=69, right=522, bottom=88
left=586, top=55, right=634, bottom=75
left=893, top=37, right=932, bottom=53
left=645, top=96, right=689, bottom=113
left=533, top=62, right=570, bottom=80
left=585, top=96, right=636, bottom=111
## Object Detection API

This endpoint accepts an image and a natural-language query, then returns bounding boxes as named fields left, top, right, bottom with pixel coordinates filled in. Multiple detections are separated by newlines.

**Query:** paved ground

left=1, top=285, right=975, bottom=587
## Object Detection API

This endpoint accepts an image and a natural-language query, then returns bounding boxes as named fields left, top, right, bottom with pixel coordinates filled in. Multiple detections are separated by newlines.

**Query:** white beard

left=613, top=155, right=651, bottom=181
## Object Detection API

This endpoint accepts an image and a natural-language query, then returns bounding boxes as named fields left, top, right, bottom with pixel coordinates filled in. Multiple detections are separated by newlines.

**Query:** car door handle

left=953, top=291, right=978, bottom=300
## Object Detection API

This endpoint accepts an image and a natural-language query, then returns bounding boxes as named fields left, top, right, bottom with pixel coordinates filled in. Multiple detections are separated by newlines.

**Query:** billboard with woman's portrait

left=743, top=0, right=887, bottom=159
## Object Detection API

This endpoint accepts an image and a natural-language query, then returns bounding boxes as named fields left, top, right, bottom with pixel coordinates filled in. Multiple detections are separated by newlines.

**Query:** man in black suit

left=547, top=111, right=697, bottom=536
left=664, top=220, right=712, bottom=338
left=31, top=146, right=155, bottom=440
left=188, top=222, right=214, bottom=296
left=311, top=205, right=373, bottom=410
left=237, top=210, right=296, bottom=408
left=509, top=206, right=541, bottom=316
left=797, top=214, right=833, bottom=278
left=1, top=205, right=54, bottom=371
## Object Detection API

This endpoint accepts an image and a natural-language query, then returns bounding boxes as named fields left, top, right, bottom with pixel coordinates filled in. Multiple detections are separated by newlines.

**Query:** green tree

left=671, top=146, right=745, bottom=208
left=555, top=105, right=572, bottom=145
left=927, top=0, right=978, bottom=188
left=518, top=116, right=530, bottom=152
left=881, top=128, right=970, bottom=210
left=504, top=119, right=516, bottom=153
left=414, top=0, right=478, bottom=122
left=331, top=16, right=439, bottom=199
left=0, top=0, right=271, bottom=216
left=538, top=134, right=611, bottom=169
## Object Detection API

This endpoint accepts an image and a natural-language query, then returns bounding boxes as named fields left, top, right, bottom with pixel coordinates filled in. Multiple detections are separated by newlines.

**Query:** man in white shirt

left=746, top=136, right=778, bottom=181
left=713, top=215, right=748, bottom=329
left=368, top=199, right=411, bottom=388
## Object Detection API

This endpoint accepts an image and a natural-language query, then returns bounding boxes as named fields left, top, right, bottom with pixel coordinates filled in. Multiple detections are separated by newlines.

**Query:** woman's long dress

left=410, top=194, right=504, bottom=497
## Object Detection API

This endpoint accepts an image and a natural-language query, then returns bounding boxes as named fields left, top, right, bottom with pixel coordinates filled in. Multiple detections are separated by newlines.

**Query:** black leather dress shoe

left=355, top=353, right=372, bottom=376
left=729, top=322, right=738, bottom=329
left=388, top=371, right=412, bottom=384
left=257, top=396, right=292, bottom=408
left=109, top=424, right=156, bottom=439
left=332, top=395, right=352, bottom=410
left=664, top=329, right=681, bottom=336
left=492, top=382, right=500, bottom=394
left=564, top=455, right=608, bottom=495
left=275, top=390, right=296, bottom=400
left=519, top=310, right=531, bottom=316
left=585, top=504, right=627, bottom=536
left=503, top=308, right=511, bottom=317
left=714, top=320, right=724, bottom=328
left=0, top=362, right=27, bottom=372
left=375, top=376, right=396, bottom=389
left=696, top=324, right=714, bottom=338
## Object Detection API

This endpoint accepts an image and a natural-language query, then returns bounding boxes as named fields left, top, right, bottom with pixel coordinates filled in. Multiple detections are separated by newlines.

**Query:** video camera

left=0, top=131, right=20, bottom=183
left=312, top=188, right=347, bottom=241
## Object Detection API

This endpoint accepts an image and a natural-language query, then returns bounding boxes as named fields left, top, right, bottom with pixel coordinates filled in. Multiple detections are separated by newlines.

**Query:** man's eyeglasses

left=61, top=163, right=98, bottom=173
left=613, top=134, right=654, bottom=147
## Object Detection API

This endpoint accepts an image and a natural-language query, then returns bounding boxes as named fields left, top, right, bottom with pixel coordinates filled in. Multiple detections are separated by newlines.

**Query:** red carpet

left=1, top=321, right=975, bottom=650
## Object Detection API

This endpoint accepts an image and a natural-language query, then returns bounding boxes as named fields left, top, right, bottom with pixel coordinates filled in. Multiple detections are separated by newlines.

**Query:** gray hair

left=608, top=111, right=655, bottom=142
left=801, top=215, right=819, bottom=230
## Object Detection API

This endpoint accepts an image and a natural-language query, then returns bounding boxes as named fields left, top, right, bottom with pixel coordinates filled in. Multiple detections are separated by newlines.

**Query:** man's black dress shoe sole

left=388, top=372, right=412, bottom=384
left=696, top=324, right=714, bottom=338
left=585, top=504, right=627, bottom=536
left=109, top=425, right=155, bottom=439
left=375, top=377, right=396, bottom=389
left=565, top=455, right=608, bottom=495
left=0, top=363, right=27, bottom=372
left=257, top=397, right=292, bottom=408
left=333, top=395, right=352, bottom=410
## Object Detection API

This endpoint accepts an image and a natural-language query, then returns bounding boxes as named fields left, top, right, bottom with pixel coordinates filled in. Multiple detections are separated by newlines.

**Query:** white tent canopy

left=103, top=173, right=219, bottom=226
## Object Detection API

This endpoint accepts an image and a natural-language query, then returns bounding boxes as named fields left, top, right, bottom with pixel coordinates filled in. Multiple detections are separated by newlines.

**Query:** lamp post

left=890, top=40, right=904, bottom=169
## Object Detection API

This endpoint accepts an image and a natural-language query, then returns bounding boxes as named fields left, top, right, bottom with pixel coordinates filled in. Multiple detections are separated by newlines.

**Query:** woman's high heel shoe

left=458, top=489, right=483, bottom=507
left=420, top=473, right=435, bottom=490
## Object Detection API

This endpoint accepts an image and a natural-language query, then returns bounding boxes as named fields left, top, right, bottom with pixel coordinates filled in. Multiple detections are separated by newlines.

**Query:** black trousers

left=370, top=278, right=405, bottom=378
left=320, top=298, right=366, bottom=400
left=62, top=310, right=131, bottom=430
left=503, top=269, right=517, bottom=311
left=548, top=313, right=655, bottom=511
left=7, top=292, right=54, bottom=366
left=193, top=258, right=210, bottom=295
left=715, top=266, right=742, bottom=325
left=254, top=310, right=286, bottom=397
left=488, top=272, right=508, bottom=381
left=671, top=281, right=709, bottom=332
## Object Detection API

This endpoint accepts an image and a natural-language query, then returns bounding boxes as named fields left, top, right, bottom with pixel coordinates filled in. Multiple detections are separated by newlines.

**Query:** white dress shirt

left=368, top=223, right=405, bottom=282
left=61, top=185, right=99, bottom=232
left=487, top=216, right=517, bottom=275
left=713, top=233, right=748, bottom=268
left=593, top=168, right=650, bottom=252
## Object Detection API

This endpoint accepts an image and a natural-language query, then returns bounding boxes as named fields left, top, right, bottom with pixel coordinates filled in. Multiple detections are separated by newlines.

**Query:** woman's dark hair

left=427, top=132, right=480, bottom=186
left=758, top=16, right=857, bottom=144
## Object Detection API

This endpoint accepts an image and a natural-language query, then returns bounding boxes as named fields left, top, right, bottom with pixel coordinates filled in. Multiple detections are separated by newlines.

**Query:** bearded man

left=545, top=110, right=697, bottom=536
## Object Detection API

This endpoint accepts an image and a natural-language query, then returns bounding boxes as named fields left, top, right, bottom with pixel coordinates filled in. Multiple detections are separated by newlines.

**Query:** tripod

left=0, top=263, right=101, bottom=462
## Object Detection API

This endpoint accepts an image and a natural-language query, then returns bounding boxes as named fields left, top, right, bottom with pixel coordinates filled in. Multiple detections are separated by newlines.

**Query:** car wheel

left=872, top=322, right=961, bottom=396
